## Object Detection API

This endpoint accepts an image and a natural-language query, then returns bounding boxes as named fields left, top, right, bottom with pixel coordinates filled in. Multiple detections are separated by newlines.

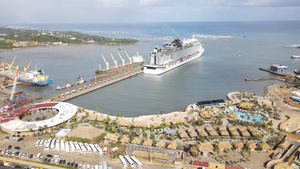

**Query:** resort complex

left=0, top=83, right=299, bottom=168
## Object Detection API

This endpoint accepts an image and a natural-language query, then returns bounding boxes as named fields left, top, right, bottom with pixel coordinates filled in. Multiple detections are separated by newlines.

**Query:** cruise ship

left=144, top=36, right=204, bottom=75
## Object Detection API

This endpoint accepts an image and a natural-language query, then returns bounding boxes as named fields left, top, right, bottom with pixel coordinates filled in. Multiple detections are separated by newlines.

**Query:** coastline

left=75, top=85, right=300, bottom=131
left=80, top=101, right=205, bottom=128
left=0, top=26, right=139, bottom=54
left=0, top=41, right=139, bottom=55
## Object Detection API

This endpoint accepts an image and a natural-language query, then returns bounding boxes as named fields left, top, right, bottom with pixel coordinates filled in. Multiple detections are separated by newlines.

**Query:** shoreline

left=0, top=42, right=140, bottom=54
left=76, top=85, right=300, bottom=130
left=0, top=26, right=139, bottom=54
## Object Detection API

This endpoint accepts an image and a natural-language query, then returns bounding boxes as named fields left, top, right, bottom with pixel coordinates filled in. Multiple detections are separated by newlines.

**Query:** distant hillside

left=0, top=27, right=138, bottom=49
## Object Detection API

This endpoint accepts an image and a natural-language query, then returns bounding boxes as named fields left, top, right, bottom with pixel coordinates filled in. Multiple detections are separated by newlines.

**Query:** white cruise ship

left=144, top=36, right=204, bottom=75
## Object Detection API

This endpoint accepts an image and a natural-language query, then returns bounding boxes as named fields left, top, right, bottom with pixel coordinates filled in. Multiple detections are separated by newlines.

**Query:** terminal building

left=196, top=99, right=225, bottom=107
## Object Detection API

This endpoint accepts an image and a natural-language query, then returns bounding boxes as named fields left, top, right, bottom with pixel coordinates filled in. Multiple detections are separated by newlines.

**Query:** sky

left=0, top=0, right=300, bottom=24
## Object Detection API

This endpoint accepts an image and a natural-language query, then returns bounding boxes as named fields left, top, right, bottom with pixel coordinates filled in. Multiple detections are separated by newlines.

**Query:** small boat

left=56, top=86, right=62, bottom=90
left=64, top=82, right=72, bottom=89
left=294, top=69, right=300, bottom=75
left=291, top=55, right=300, bottom=59
left=75, top=76, right=85, bottom=85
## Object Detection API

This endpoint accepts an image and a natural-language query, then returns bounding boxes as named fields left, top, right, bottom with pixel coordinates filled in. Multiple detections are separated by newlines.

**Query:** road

left=0, top=156, right=64, bottom=169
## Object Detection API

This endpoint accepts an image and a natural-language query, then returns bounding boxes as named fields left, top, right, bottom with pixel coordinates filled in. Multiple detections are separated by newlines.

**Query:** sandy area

left=265, top=84, right=300, bottom=132
left=66, top=123, right=103, bottom=139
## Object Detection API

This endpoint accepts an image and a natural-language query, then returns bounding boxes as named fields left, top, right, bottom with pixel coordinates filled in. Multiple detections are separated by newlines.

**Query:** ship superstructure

left=144, top=36, right=204, bottom=75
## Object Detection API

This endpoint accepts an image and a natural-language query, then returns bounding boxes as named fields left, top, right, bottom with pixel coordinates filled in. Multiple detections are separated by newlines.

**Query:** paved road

left=0, top=156, right=63, bottom=169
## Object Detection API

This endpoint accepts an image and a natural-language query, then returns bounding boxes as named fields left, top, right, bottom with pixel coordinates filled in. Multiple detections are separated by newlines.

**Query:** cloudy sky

left=0, top=0, right=299, bottom=24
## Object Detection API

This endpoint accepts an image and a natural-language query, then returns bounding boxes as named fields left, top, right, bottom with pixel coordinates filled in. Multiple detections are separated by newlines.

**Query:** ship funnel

left=124, top=51, right=132, bottom=63
left=101, top=54, right=109, bottom=70
left=117, top=52, right=125, bottom=66
left=110, top=53, right=118, bottom=67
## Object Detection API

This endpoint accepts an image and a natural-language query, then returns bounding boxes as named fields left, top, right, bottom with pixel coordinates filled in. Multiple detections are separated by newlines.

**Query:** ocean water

left=1, top=21, right=300, bottom=116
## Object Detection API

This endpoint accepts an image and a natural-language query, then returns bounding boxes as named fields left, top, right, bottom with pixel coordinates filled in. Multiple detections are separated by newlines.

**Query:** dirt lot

left=66, top=123, right=103, bottom=139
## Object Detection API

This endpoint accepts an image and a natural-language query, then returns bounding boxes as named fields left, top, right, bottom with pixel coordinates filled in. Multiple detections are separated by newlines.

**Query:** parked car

left=17, top=138, right=24, bottom=142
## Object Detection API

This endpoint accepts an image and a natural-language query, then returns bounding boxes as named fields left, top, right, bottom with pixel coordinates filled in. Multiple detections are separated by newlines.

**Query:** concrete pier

left=49, top=68, right=143, bottom=102
left=244, top=77, right=283, bottom=81
left=259, top=67, right=296, bottom=77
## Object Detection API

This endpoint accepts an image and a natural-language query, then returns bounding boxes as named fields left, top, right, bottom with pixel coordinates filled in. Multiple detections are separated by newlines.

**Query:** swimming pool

left=225, top=107, right=264, bottom=123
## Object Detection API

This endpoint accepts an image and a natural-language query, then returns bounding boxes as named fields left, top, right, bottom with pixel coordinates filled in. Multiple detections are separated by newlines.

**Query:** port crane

left=23, top=60, right=32, bottom=73
left=9, top=69, right=19, bottom=102
left=102, top=54, right=110, bottom=70
left=117, top=52, right=125, bottom=66
left=1, top=63, right=5, bottom=71
left=3, top=56, right=16, bottom=72
left=110, top=53, right=118, bottom=67
left=124, top=51, right=132, bottom=63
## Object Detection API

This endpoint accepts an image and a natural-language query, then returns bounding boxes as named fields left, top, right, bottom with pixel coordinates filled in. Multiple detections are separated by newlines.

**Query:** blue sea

left=1, top=21, right=300, bottom=116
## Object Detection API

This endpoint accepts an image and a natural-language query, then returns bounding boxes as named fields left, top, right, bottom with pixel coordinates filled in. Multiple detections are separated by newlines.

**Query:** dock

left=244, top=77, right=285, bottom=81
left=48, top=68, right=143, bottom=102
left=259, top=67, right=296, bottom=77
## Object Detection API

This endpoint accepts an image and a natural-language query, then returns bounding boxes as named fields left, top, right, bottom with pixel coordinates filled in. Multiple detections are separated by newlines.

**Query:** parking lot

left=0, top=135, right=113, bottom=168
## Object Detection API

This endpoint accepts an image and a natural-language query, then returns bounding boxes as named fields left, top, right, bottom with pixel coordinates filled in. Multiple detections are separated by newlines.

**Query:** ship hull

left=144, top=48, right=204, bottom=75
left=0, top=74, right=52, bottom=86
left=18, top=79, right=53, bottom=86
left=95, top=62, right=143, bottom=78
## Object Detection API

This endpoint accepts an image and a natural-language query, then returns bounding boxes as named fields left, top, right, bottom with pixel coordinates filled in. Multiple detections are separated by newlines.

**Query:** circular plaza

left=0, top=102, right=77, bottom=132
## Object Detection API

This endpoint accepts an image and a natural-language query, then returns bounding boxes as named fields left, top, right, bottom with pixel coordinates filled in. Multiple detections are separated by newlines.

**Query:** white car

left=54, top=155, right=60, bottom=159
left=3, top=162, right=10, bottom=167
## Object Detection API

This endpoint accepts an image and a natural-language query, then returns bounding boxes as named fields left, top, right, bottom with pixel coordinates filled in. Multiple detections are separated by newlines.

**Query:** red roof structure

left=0, top=102, right=58, bottom=123
left=225, top=165, right=243, bottom=169
left=192, top=161, right=209, bottom=167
